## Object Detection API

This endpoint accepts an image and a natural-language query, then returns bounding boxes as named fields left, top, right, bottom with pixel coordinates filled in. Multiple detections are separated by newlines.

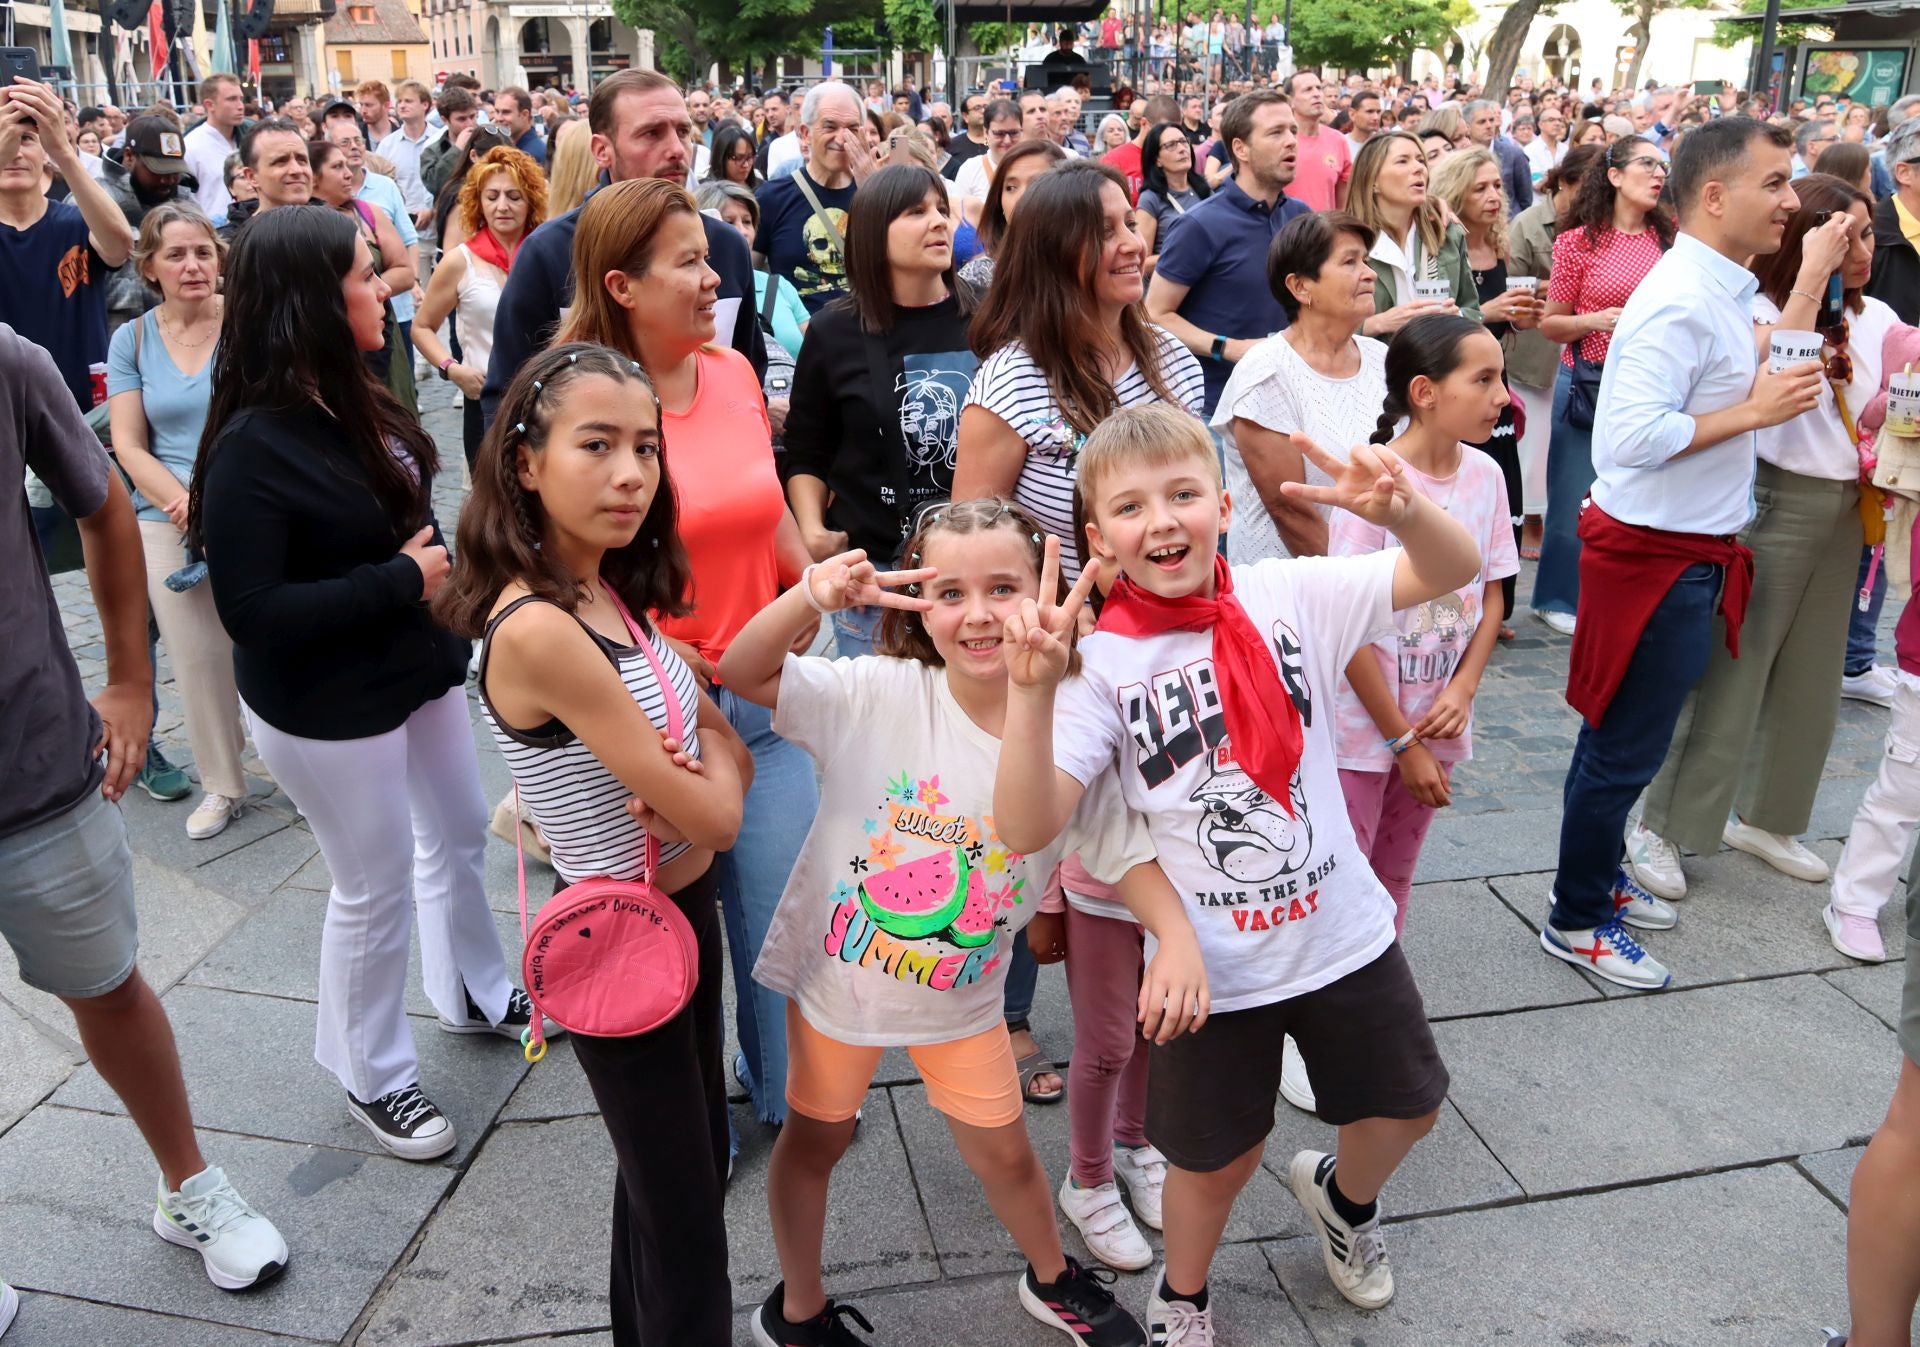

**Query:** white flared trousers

left=246, top=686, right=511, bottom=1101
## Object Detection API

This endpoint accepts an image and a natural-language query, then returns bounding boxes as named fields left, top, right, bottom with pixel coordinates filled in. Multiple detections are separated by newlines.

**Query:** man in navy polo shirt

left=1145, top=87, right=1308, bottom=416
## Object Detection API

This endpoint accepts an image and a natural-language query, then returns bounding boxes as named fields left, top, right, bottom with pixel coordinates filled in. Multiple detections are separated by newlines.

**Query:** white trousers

left=1512, top=379, right=1553, bottom=519
left=1831, top=680, right=1920, bottom=920
left=246, top=686, right=511, bottom=1100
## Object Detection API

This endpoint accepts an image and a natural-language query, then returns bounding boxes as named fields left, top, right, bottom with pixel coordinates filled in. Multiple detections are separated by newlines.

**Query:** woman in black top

left=704, top=121, right=763, bottom=189
left=191, top=206, right=532, bottom=1162
left=1134, top=121, right=1210, bottom=267
left=783, top=164, right=978, bottom=657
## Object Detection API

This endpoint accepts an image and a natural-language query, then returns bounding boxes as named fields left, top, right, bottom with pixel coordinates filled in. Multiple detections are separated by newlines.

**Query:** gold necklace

left=160, top=304, right=220, bottom=350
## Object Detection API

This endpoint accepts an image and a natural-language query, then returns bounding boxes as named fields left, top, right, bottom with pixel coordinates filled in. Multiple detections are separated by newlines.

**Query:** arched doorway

left=1543, top=24, right=1581, bottom=87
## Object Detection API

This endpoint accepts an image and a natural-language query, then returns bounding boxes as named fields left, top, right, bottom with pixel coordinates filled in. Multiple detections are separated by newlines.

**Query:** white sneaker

left=1111, top=1142, right=1168, bottom=1230
left=1541, top=917, right=1672, bottom=990
left=1823, top=904, right=1888, bottom=962
left=1611, top=870, right=1678, bottom=931
left=1279, top=1035, right=1316, bottom=1114
left=1533, top=608, right=1576, bottom=636
left=1058, top=1176, right=1153, bottom=1272
left=0, top=1279, right=16, bottom=1338
left=185, top=793, right=243, bottom=841
left=152, top=1167, right=289, bottom=1290
left=1723, top=818, right=1830, bottom=882
left=1285, top=1150, right=1394, bottom=1310
left=1146, top=1278, right=1215, bottom=1345
left=1625, top=822, right=1687, bottom=901
left=1841, top=667, right=1897, bottom=708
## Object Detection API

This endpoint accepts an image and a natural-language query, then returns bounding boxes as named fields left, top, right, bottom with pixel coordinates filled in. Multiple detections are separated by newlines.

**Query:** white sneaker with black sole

left=347, top=1082, right=456, bottom=1160
left=1286, top=1150, right=1394, bottom=1309
left=152, top=1166, right=289, bottom=1290
left=438, top=985, right=561, bottom=1042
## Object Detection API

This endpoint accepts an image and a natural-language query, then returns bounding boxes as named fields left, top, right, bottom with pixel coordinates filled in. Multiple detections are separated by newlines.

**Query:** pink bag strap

left=510, top=582, right=693, bottom=1062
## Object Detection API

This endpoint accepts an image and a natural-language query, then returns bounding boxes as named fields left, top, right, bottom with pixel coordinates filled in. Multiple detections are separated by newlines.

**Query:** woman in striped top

left=955, top=158, right=1207, bottom=583
left=435, top=343, right=752, bottom=1347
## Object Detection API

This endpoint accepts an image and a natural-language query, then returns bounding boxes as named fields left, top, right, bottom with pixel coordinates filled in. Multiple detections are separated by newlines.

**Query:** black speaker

left=171, top=0, right=196, bottom=34
left=237, top=0, right=275, bottom=40
left=100, top=0, right=148, bottom=32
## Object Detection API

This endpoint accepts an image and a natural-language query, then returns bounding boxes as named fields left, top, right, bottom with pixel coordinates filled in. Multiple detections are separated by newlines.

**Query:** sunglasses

left=1819, top=318, right=1853, bottom=386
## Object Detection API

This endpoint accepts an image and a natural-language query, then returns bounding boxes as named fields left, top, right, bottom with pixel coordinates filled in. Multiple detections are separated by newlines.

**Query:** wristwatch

left=437, top=356, right=456, bottom=380
left=1209, top=335, right=1228, bottom=363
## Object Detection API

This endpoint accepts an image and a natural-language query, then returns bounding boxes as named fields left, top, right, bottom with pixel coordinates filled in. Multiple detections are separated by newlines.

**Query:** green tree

left=1705, top=0, right=1830, bottom=49
left=1277, top=0, right=1475, bottom=74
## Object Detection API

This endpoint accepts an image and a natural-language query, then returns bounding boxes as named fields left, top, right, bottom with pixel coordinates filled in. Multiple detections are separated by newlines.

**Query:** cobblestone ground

left=3, top=386, right=1911, bottom=1345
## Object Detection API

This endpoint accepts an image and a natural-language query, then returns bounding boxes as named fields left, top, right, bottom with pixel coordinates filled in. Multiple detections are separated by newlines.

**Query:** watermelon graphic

left=943, top=867, right=999, bottom=948
left=858, top=848, right=970, bottom=940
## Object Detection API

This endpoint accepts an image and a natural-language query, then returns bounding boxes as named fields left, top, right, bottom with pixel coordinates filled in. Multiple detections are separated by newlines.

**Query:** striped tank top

left=478, top=594, right=701, bottom=884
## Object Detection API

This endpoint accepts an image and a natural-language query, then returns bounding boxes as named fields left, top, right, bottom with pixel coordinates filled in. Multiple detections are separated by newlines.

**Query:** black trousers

left=564, top=864, right=732, bottom=1346
left=1474, top=400, right=1524, bottom=623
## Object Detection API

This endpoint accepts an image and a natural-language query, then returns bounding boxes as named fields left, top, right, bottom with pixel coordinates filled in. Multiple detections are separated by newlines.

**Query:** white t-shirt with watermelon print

left=754, top=653, right=1153, bottom=1047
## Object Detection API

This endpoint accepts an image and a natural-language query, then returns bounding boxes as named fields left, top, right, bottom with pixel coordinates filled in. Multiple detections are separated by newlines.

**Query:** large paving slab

left=184, top=888, right=530, bottom=1021
left=1487, top=842, right=1906, bottom=998
left=1, top=1295, right=320, bottom=1346
left=191, top=823, right=324, bottom=908
left=52, top=985, right=530, bottom=1167
left=1261, top=1099, right=1523, bottom=1225
left=0, top=855, right=248, bottom=1042
left=731, top=1243, right=1317, bottom=1346
left=0, top=999, right=81, bottom=1133
left=1413, top=806, right=1561, bottom=884
left=890, top=1080, right=1297, bottom=1278
left=1435, top=977, right=1894, bottom=1196
left=1825, top=961, right=1909, bottom=1032
left=0, top=1107, right=452, bottom=1339
left=499, top=1036, right=603, bottom=1121
left=1268, top=1165, right=1848, bottom=1344
left=1800, top=1145, right=1866, bottom=1210
left=116, top=784, right=300, bottom=876
left=1400, top=878, right=1601, bottom=1020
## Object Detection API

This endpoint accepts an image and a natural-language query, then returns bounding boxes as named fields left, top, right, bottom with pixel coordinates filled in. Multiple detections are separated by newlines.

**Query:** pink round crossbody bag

left=514, top=584, right=699, bottom=1063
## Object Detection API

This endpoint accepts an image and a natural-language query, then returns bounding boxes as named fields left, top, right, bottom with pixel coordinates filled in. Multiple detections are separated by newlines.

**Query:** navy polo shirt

left=1153, top=176, right=1310, bottom=414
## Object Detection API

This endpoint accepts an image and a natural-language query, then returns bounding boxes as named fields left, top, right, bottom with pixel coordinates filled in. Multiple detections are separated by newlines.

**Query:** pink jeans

left=1339, top=765, right=1440, bottom=938
left=1063, top=901, right=1149, bottom=1187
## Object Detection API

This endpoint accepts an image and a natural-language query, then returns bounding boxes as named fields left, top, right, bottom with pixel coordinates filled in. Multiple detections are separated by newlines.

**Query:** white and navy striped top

left=478, top=595, right=701, bottom=884
left=962, top=325, right=1207, bottom=581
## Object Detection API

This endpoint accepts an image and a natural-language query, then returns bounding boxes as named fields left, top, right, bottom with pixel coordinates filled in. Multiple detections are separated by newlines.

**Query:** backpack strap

left=790, top=170, right=846, bottom=256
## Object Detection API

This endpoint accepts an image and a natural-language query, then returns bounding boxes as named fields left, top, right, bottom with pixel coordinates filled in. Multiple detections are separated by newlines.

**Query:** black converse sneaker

left=437, top=986, right=562, bottom=1042
left=1018, top=1255, right=1148, bottom=1345
left=346, top=1083, right=456, bottom=1161
left=750, top=1282, right=875, bottom=1346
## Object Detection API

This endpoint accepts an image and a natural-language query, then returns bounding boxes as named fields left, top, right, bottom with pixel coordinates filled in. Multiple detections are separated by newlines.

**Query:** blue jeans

left=832, top=605, right=883, bottom=659
left=710, top=686, right=816, bottom=1129
left=1531, top=365, right=1596, bottom=617
left=1846, top=545, right=1887, bottom=676
left=1550, top=563, right=1722, bottom=931
left=1003, top=930, right=1038, bottom=1024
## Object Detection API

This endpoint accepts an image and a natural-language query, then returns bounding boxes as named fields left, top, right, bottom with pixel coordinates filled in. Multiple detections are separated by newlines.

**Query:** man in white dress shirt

left=181, top=73, right=245, bottom=220
left=1540, top=117, right=1828, bottom=991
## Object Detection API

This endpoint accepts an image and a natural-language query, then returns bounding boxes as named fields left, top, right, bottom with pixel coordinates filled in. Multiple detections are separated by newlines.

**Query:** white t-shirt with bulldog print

left=1054, top=551, right=1405, bottom=1012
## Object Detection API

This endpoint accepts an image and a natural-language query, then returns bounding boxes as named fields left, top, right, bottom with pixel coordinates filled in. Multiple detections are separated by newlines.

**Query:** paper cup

left=1412, top=278, right=1453, bottom=305
left=1505, top=275, right=1539, bottom=294
left=1769, top=328, right=1824, bottom=374
left=1886, top=371, right=1920, bottom=438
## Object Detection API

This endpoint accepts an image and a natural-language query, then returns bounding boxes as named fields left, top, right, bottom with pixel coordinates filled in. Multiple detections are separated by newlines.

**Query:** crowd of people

left=4, top=44, right=1920, bottom=1347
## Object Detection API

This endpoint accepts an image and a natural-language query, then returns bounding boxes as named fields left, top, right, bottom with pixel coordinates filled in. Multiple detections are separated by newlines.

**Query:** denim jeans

left=1003, top=929, right=1039, bottom=1024
left=1531, top=365, right=1597, bottom=617
left=710, top=685, right=817, bottom=1129
left=1845, top=545, right=1887, bottom=676
left=831, top=605, right=884, bottom=659
left=1550, top=563, right=1722, bottom=931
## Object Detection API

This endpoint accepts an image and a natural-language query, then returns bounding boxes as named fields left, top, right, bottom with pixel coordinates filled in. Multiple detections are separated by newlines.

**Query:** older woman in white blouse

left=1213, top=210, right=1389, bottom=561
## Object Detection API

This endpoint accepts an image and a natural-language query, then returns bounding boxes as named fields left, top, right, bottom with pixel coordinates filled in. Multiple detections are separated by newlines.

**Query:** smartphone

left=0, top=47, right=42, bottom=86
left=1692, top=79, right=1720, bottom=96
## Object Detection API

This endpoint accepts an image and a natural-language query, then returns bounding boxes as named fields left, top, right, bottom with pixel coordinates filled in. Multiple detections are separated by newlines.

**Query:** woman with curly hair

left=412, top=145, right=547, bottom=466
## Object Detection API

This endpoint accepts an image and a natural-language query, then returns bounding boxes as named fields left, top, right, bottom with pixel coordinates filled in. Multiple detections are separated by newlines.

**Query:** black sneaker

left=750, top=1282, right=875, bottom=1346
left=437, top=986, right=562, bottom=1041
left=1018, top=1255, right=1147, bottom=1345
left=345, top=1083, right=456, bottom=1161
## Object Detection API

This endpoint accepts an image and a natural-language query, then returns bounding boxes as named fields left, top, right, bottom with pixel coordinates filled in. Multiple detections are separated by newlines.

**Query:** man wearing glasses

left=942, top=92, right=992, bottom=177
left=952, top=99, right=1023, bottom=207
left=1868, top=115, right=1920, bottom=323
left=1792, top=118, right=1837, bottom=178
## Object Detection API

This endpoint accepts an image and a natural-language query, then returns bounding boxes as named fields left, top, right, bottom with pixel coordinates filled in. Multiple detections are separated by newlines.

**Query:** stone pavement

left=3, top=390, right=1913, bottom=1345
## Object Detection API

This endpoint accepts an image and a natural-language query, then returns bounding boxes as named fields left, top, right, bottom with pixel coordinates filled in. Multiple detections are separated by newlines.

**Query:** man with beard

left=98, top=114, right=195, bottom=330
left=481, top=69, right=764, bottom=427
left=1146, top=88, right=1309, bottom=417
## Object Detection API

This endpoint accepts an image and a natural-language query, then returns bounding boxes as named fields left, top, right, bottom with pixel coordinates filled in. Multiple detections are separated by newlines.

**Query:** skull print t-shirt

left=754, top=653, right=1154, bottom=1047
left=1053, top=550, right=1405, bottom=1013
left=754, top=168, right=858, bottom=314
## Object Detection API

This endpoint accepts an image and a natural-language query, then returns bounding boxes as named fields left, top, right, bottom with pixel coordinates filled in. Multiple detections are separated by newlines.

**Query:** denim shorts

left=0, top=791, right=138, bottom=999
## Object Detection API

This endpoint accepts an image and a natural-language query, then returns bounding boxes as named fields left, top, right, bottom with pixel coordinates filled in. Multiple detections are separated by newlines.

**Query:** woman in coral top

left=558, top=178, right=817, bottom=1151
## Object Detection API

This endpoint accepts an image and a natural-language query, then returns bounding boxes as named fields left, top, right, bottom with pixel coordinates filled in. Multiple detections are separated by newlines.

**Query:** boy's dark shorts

left=1145, top=942, right=1448, bottom=1173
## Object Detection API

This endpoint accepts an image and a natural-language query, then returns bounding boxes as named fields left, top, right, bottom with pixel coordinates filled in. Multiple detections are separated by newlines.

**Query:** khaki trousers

left=139, top=518, right=248, bottom=800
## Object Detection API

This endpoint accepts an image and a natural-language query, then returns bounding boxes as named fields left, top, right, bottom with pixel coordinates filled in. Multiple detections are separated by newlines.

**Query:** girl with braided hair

left=1327, top=314, right=1519, bottom=936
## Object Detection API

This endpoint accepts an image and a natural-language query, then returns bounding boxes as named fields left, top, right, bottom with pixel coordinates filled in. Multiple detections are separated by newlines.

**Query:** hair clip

left=514, top=421, right=526, bottom=435
left=567, top=352, right=578, bottom=364
left=1031, top=532, right=1042, bottom=544
left=532, top=379, right=544, bottom=392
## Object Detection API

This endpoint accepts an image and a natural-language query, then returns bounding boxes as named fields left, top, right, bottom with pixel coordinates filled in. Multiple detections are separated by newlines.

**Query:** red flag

left=148, top=0, right=168, bottom=81
left=248, top=37, right=260, bottom=83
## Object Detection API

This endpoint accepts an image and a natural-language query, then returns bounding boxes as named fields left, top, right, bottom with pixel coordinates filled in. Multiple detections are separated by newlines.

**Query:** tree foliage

left=611, top=0, right=872, bottom=83
left=1705, top=0, right=1831, bottom=49
left=1273, top=0, right=1476, bottom=74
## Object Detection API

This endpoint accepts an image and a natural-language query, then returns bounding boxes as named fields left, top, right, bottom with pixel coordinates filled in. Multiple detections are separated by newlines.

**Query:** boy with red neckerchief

left=994, top=404, right=1482, bottom=1341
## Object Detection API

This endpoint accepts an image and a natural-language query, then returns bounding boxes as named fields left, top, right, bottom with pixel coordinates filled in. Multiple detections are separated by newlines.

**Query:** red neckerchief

left=1095, top=555, right=1304, bottom=815
left=465, top=225, right=520, bottom=276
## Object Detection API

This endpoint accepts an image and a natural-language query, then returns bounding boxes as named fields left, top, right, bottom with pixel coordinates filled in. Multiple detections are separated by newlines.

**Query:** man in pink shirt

left=1284, top=69, right=1350, bottom=211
